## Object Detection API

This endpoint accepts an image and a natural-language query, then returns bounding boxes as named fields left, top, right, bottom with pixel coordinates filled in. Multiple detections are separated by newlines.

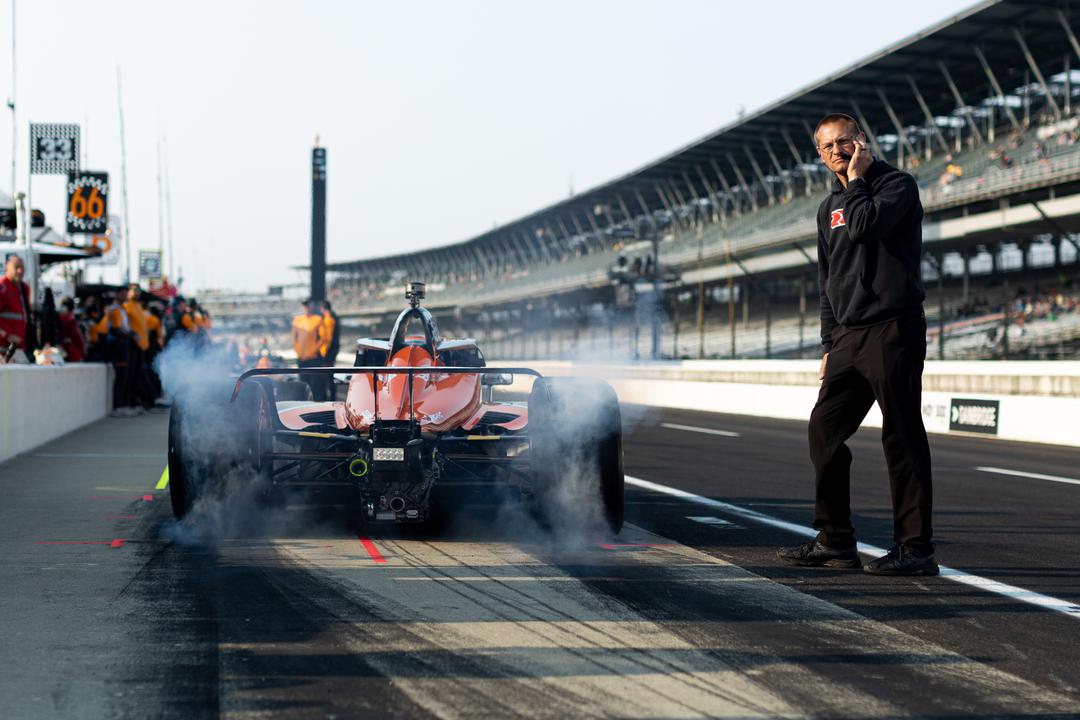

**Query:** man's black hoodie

left=817, top=158, right=925, bottom=352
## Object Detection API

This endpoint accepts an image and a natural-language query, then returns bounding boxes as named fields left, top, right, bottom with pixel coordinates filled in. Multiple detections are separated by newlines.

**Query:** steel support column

left=781, top=128, right=812, bottom=196
left=1014, top=28, right=1061, bottom=122
left=907, top=75, right=950, bottom=154
left=568, top=212, right=587, bottom=249
left=663, top=178, right=692, bottom=230
left=849, top=101, right=884, bottom=158
left=651, top=180, right=680, bottom=227
left=974, top=45, right=1020, bottom=131
left=939, top=60, right=985, bottom=144
left=743, top=146, right=775, bottom=206
left=583, top=207, right=607, bottom=253
left=681, top=171, right=706, bottom=225
left=803, top=120, right=831, bottom=192
left=694, top=165, right=723, bottom=222
left=1059, top=9, right=1080, bottom=63
left=555, top=216, right=575, bottom=256
left=726, top=153, right=757, bottom=214
left=708, top=157, right=740, bottom=217
left=876, top=88, right=917, bottom=166
left=615, top=194, right=635, bottom=229
left=762, top=138, right=792, bottom=199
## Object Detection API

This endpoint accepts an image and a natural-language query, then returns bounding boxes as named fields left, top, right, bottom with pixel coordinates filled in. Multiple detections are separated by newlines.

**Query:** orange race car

left=167, top=283, right=624, bottom=533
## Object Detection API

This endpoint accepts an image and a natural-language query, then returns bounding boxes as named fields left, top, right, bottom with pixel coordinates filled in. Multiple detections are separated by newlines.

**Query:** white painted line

left=660, top=422, right=740, bottom=437
left=33, top=453, right=162, bottom=459
left=687, top=516, right=740, bottom=528
left=626, top=475, right=1080, bottom=621
left=975, top=466, right=1080, bottom=487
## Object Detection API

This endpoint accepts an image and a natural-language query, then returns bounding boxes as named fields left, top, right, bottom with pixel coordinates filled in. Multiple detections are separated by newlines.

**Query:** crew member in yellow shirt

left=292, top=298, right=327, bottom=401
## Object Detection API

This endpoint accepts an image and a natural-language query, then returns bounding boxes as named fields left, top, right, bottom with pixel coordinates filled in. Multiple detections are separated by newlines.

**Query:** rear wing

left=231, top=365, right=542, bottom=403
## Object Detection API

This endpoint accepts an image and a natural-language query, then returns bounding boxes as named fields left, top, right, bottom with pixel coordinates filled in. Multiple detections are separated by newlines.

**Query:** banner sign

left=84, top=215, right=121, bottom=267
left=30, top=123, right=80, bottom=175
left=949, top=398, right=1000, bottom=435
left=66, top=172, right=109, bottom=234
left=138, top=249, right=162, bottom=280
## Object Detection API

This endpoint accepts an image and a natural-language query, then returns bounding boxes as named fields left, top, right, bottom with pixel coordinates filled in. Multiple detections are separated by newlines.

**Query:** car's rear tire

left=167, top=401, right=195, bottom=519
left=528, top=377, right=624, bottom=535
left=168, top=378, right=278, bottom=519
left=234, top=377, right=282, bottom=505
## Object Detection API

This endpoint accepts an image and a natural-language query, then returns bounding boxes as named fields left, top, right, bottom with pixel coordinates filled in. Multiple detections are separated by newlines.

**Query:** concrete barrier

left=0, top=364, right=111, bottom=464
left=491, top=360, right=1080, bottom=449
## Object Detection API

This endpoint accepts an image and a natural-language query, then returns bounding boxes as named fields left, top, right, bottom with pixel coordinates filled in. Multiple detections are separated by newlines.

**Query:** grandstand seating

left=203, top=5, right=1080, bottom=363
left=310, top=117, right=1079, bottom=316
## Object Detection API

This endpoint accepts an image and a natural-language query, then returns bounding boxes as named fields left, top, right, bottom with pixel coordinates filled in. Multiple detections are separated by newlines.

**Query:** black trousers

left=298, top=357, right=326, bottom=402
left=808, top=313, right=934, bottom=551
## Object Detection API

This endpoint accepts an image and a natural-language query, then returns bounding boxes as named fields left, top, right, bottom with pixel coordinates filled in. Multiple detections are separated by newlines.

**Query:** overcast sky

left=2, top=0, right=976, bottom=293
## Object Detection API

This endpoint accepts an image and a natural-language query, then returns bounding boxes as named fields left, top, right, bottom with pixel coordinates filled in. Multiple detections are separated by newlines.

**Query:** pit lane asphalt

left=1, top=407, right=1079, bottom=718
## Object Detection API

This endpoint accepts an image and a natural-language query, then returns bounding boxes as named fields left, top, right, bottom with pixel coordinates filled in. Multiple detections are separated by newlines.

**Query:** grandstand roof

left=330, top=0, right=1080, bottom=274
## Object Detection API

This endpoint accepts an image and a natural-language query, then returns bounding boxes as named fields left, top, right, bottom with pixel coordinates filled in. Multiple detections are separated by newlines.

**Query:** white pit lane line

left=660, top=422, right=740, bottom=437
left=626, top=475, right=1080, bottom=621
left=975, top=466, right=1080, bottom=487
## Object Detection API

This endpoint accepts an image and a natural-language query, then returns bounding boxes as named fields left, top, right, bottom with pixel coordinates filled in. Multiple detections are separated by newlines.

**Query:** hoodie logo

left=830, top=209, right=846, bottom=229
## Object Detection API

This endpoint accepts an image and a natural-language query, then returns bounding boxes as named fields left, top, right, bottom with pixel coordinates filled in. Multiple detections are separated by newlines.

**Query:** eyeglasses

left=817, top=136, right=857, bottom=154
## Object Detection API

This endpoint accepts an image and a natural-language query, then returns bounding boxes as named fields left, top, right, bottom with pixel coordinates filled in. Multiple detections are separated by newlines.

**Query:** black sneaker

left=863, top=545, right=939, bottom=576
left=776, top=540, right=861, bottom=568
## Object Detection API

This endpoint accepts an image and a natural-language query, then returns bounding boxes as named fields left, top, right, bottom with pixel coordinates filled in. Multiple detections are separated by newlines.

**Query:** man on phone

left=777, top=113, right=937, bottom=576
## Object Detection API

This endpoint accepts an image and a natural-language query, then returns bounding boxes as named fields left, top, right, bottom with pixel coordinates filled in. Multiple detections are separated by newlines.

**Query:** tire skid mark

left=385, top=539, right=659, bottom=716
left=247, top=542, right=537, bottom=719
left=377, top=536, right=793, bottom=718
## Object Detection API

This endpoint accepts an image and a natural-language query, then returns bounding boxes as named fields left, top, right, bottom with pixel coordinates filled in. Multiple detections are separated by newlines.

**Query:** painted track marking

left=975, top=466, right=1080, bottom=487
left=37, top=539, right=126, bottom=548
left=660, top=422, right=740, bottom=437
left=626, top=475, right=1080, bottom=620
left=156, top=466, right=170, bottom=490
left=33, top=452, right=162, bottom=459
left=358, top=535, right=387, bottom=563
left=688, top=515, right=740, bottom=528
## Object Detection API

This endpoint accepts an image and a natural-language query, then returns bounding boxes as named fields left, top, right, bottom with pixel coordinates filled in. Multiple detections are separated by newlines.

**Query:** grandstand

left=208, top=0, right=1080, bottom=361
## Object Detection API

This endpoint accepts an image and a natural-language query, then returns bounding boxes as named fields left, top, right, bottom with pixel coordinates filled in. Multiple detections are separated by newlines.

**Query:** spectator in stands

left=58, top=297, right=85, bottom=362
left=0, top=254, right=31, bottom=362
left=292, top=298, right=327, bottom=401
left=777, top=112, right=936, bottom=577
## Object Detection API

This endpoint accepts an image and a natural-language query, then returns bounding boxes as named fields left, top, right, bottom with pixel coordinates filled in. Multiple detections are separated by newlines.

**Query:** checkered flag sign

left=30, top=123, right=80, bottom=175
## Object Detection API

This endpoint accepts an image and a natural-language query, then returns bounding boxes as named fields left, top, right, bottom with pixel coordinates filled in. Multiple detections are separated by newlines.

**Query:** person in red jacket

left=0, top=254, right=31, bottom=353
left=58, top=297, right=86, bottom=362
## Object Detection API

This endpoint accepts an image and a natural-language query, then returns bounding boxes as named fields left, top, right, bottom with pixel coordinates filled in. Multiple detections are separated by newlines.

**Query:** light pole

left=8, top=0, right=15, bottom=197
left=650, top=228, right=661, bottom=359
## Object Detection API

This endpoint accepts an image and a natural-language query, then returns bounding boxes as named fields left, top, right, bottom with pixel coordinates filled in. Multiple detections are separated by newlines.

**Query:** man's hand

left=847, top=135, right=872, bottom=182
left=7, top=334, right=22, bottom=346
left=819, top=352, right=829, bottom=381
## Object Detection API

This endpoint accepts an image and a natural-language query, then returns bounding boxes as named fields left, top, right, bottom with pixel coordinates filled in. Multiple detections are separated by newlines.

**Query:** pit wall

left=0, top=364, right=111, bottom=464
left=492, top=360, right=1080, bottom=449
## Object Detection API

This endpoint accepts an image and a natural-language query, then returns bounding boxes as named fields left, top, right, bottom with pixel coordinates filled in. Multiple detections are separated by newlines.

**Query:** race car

left=167, top=282, right=624, bottom=533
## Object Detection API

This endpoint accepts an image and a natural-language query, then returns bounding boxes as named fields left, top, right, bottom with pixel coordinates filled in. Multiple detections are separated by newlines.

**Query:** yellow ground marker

left=156, top=466, right=169, bottom=490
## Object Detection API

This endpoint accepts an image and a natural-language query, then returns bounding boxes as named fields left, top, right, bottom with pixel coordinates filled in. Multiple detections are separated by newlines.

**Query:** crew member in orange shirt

left=123, top=284, right=156, bottom=408
left=292, top=298, right=327, bottom=401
